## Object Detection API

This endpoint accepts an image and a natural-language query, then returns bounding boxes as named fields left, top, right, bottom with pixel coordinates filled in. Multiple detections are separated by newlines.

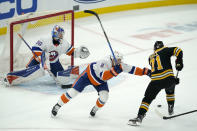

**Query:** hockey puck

left=157, top=104, right=162, bottom=107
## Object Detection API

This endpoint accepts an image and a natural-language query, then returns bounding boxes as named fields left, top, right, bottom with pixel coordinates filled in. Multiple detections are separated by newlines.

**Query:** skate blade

left=127, top=121, right=140, bottom=126
left=51, top=113, right=57, bottom=118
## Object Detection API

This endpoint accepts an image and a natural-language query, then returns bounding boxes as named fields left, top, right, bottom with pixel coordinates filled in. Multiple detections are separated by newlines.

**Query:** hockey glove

left=143, top=68, right=151, bottom=77
left=175, top=78, right=180, bottom=85
left=110, top=64, right=123, bottom=76
left=79, top=46, right=90, bottom=59
left=175, top=59, right=183, bottom=71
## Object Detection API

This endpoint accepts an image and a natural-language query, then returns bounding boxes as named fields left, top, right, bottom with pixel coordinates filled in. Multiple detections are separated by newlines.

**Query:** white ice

left=0, top=4, right=197, bottom=131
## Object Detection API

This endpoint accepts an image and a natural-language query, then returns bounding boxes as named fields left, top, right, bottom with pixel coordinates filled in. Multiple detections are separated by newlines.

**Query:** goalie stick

left=17, top=33, right=44, bottom=66
left=84, top=10, right=118, bottom=65
left=155, top=108, right=197, bottom=120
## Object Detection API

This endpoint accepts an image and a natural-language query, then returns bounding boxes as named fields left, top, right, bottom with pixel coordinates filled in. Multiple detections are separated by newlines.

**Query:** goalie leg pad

left=6, top=64, right=45, bottom=85
left=26, top=57, right=40, bottom=68
left=56, top=66, right=79, bottom=85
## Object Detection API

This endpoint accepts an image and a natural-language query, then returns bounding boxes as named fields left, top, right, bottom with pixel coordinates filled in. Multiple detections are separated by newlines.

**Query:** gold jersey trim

left=151, top=69, right=174, bottom=81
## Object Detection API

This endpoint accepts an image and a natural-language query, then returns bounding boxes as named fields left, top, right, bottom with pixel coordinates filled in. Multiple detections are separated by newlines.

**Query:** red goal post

left=9, top=10, right=74, bottom=72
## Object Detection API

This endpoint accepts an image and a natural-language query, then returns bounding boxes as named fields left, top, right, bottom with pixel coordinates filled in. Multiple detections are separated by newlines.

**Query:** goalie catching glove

left=74, top=45, right=90, bottom=59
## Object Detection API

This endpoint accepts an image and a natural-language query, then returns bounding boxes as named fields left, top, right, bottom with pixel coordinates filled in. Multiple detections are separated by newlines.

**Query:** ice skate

left=168, top=105, right=174, bottom=115
left=128, top=115, right=144, bottom=126
left=51, top=103, right=61, bottom=117
left=2, top=77, right=10, bottom=87
left=90, top=106, right=98, bottom=117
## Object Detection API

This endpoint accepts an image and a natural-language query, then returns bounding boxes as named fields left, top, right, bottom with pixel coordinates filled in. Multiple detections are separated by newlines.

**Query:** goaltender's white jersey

left=32, top=37, right=74, bottom=63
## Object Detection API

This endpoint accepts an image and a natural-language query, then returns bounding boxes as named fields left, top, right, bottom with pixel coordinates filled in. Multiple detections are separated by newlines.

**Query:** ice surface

left=0, top=4, right=197, bottom=131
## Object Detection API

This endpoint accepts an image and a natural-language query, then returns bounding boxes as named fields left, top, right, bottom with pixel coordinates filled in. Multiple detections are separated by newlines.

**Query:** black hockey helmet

left=154, top=41, right=164, bottom=51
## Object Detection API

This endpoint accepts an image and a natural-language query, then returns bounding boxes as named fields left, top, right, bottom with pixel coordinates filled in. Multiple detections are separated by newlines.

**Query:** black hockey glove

left=175, top=78, right=180, bottom=85
left=111, top=64, right=123, bottom=76
left=175, top=59, right=183, bottom=71
left=143, top=68, right=151, bottom=77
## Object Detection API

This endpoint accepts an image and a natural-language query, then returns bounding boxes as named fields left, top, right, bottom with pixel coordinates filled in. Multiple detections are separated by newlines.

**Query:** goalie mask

left=52, top=25, right=65, bottom=44
left=110, top=51, right=123, bottom=66
left=154, top=41, right=164, bottom=51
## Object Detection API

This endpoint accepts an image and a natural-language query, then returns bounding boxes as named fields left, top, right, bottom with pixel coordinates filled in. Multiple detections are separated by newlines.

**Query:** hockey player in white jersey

left=51, top=51, right=151, bottom=117
left=4, top=25, right=90, bottom=87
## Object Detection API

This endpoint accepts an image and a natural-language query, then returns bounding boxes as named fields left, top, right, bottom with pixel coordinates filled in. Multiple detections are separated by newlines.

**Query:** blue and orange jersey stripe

left=129, top=66, right=145, bottom=76
left=66, top=45, right=74, bottom=56
left=86, top=63, right=105, bottom=86
left=101, top=70, right=114, bottom=80
left=32, top=47, right=42, bottom=55
left=71, top=69, right=87, bottom=88
left=31, top=46, right=42, bottom=61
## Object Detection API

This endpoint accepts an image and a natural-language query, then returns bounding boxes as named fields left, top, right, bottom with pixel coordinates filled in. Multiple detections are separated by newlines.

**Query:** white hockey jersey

left=86, top=57, right=147, bottom=86
left=32, top=37, right=74, bottom=63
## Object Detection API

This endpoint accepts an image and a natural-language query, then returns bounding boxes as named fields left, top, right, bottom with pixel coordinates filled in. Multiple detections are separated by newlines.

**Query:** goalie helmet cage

left=9, top=10, right=74, bottom=72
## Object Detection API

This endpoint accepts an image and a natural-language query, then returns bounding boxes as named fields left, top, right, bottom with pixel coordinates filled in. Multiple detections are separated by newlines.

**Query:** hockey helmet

left=154, top=41, right=164, bottom=51
left=110, top=51, right=123, bottom=65
left=52, top=25, right=65, bottom=41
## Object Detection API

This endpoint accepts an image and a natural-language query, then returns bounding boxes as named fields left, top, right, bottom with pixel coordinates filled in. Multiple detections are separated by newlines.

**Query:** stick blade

left=163, top=116, right=169, bottom=120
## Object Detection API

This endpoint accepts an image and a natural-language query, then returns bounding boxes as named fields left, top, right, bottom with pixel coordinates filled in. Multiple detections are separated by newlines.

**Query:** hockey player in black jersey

left=128, top=41, right=183, bottom=126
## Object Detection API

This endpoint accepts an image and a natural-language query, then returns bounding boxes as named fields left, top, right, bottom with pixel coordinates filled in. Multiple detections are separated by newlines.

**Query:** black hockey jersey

left=149, top=47, right=183, bottom=81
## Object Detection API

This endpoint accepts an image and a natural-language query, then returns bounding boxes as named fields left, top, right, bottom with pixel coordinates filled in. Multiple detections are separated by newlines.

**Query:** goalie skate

left=1, top=77, right=10, bottom=87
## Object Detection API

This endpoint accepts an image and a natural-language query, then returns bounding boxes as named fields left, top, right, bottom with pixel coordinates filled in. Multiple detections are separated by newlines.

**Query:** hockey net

left=2, top=10, right=74, bottom=73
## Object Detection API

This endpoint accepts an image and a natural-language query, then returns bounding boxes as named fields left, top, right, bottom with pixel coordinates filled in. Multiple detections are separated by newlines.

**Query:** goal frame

left=9, top=10, right=74, bottom=72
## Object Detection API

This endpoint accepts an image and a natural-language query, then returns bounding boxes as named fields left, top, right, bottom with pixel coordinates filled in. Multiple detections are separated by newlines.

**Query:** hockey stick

left=18, top=33, right=40, bottom=62
left=163, top=110, right=197, bottom=119
left=84, top=10, right=118, bottom=65
left=176, top=71, right=179, bottom=78
left=156, top=109, right=197, bottom=120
